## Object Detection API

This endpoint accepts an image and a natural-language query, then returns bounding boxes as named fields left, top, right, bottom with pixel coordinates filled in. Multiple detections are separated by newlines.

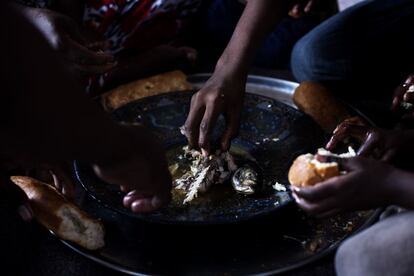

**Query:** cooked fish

left=173, top=146, right=238, bottom=203
left=231, top=165, right=258, bottom=195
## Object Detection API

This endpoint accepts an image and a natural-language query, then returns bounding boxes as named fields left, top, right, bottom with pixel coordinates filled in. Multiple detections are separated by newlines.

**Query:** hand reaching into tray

left=92, top=125, right=172, bottom=213
left=183, top=1, right=296, bottom=155
left=183, top=67, right=244, bottom=155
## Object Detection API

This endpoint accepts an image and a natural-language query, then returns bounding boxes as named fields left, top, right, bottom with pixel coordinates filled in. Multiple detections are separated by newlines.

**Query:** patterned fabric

left=17, top=0, right=201, bottom=55
left=84, top=0, right=202, bottom=54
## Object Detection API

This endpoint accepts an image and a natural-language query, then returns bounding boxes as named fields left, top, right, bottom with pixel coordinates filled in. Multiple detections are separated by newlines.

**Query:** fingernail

left=291, top=192, right=302, bottom=203
left=187, top=52, right=197, bottom=61
left=392, top=98, right=398, bottom=107
left=151, top=196, right=162, bottom=209
left=120, top=185, right=128, bottom=192
left=326, top=141, right=332, bottom=149
left=18, top=205, right=33, bottom=222
left=291, top=186, right=301, bottom=192
left=201, top=148, right=209, bottom=157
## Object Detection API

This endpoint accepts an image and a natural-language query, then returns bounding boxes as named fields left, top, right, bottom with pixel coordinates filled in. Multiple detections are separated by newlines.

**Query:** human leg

left=335, top=211, right=414, bottom=276
left=291, top=0, right=414, bottom=98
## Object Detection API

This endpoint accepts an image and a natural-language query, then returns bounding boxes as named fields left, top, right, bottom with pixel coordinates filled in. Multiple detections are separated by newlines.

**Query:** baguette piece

left=293, top=82, right=350, bottom=133
left=10, top=176, right=105, bottom=250
left=101, top=70, right=193, bottom=111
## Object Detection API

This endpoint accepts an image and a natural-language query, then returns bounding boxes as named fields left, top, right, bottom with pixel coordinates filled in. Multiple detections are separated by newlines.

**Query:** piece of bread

left=10, top=176, right=105, bottom=250
left=288, top=147, right=356, bottom=187
left=288, top=154, right=339, bottom=187
left=101, top=70, right=193, bottom=111
left=293, top=82, right=350, bottom=133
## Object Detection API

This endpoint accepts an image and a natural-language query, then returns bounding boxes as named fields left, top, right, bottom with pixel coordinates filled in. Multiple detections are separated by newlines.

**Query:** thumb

left=304, top=0, right=314, bottom=13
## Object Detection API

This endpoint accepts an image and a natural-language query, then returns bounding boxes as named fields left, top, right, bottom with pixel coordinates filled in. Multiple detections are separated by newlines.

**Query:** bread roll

left=101, top=70, right=193, bottom=111
left=288, top=147, right=356, bottom=187
left=288, top=154, right=339, bottom=187
left=293, top=82, right=350, bottom=133
left=10, top=176, right=105, bottom=250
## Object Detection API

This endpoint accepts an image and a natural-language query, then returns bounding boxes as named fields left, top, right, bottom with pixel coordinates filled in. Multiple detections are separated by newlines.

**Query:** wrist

left=215, top=51, right=249, bottom=79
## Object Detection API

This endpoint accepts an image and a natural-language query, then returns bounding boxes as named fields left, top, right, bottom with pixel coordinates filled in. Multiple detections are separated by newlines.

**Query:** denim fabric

left=201, top=0, right=320, bottom=69
left=335, top=211, right=414, bottom=276
left=291, top=0, right=414, bottom=96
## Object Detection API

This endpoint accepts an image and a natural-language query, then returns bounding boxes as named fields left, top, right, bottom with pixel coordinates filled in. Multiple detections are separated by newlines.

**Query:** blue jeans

left=335, top=210, right=414, bottom=276
left=291, top=0, right=414, bottom=97
left=200, top=0, right=321, bottom=69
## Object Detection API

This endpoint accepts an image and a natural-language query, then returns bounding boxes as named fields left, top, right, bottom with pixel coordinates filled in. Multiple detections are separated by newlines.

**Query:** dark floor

left=3, top=223, right=336, bottom=276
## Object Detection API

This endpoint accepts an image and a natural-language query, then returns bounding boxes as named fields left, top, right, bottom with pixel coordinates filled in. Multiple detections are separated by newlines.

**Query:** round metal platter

left=75, top=79, right=325, bottom=224
left=68, top=74, right=380, bottom=275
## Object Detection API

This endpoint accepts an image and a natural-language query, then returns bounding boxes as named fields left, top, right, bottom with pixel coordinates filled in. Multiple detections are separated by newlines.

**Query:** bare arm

left=184, top=1, right=292, bottom=154
left=216, top=0, right=292, bottom=75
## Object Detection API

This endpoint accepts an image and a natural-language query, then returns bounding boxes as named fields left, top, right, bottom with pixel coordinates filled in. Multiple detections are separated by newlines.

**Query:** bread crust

left=288, top=154, right=339, bottom=187
left=101, top=70, right=193, bottom=111
left=11, top=176, right=105, bottom=250
left=293, top=82, right=350, bottom=133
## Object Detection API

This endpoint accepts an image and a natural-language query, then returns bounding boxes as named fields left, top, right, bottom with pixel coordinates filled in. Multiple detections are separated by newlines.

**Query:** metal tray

left=66, top=74, right=380, bottom=275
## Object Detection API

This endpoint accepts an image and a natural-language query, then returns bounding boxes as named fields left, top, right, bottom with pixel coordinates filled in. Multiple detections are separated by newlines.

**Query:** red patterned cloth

left=84, top=0, right=202, bottom=55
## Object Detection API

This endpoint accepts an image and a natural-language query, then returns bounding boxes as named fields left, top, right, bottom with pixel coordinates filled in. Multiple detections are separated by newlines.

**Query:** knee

left=291, top=34, right=320, bottom=82
left=335, top=234, right=381, bottom=276
left=335, top=238, right=358, bottom=276
left=291, top=26, right=351, bottom=83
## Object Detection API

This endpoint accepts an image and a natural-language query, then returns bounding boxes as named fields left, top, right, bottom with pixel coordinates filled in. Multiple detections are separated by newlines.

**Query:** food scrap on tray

left=169, top=146, right=260, bottom=204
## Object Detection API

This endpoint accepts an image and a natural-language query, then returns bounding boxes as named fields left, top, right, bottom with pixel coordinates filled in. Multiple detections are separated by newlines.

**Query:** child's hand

left=23, top=7, right=115, bottom=78
left=292, top=157, right=398, bottom=218
left=327, top=119, right=414, bottom=164
left=289, top=0, right=315, bottom=18
left=92, top=126, right=172, bottom=213
left=391, top=74, right=414, bottom=112
left=183, top=68, right=244, bottom=155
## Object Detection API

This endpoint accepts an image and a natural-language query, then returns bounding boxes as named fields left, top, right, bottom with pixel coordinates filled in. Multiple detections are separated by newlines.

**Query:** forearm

left=216, top=0, right=291, bottom=75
